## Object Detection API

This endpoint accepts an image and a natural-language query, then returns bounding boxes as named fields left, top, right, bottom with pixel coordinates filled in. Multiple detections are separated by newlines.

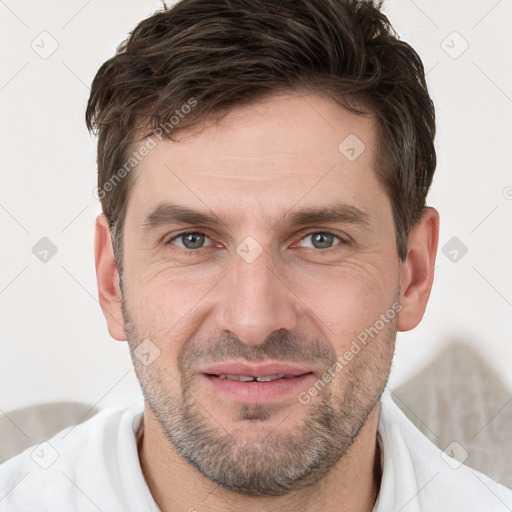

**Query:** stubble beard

left=122, top=291, right=397, bottom=497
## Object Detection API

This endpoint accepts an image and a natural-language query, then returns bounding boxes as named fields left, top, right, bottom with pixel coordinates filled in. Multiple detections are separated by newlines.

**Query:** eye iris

left=182, top=233, right=204, bottom=249
left=311, top=232, right=334, bottom=249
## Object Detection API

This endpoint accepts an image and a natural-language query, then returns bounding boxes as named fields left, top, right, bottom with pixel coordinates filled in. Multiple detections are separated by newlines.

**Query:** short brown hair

left=86, top=0, right=436, bottom=277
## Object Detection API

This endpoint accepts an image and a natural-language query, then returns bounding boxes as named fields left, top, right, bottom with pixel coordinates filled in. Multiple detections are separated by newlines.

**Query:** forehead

left=125, top=92, right=387, bottom=228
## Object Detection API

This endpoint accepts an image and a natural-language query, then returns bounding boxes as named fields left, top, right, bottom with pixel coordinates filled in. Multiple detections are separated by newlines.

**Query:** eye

left=296, top=231, right=343, bottom=250
left=166, top=230, right=346, bottom=253
left=167, top=231, right=214, bottom=250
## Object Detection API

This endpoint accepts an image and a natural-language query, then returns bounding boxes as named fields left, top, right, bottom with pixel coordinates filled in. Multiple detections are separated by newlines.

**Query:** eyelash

left=165, top=230, right=347, bottom=253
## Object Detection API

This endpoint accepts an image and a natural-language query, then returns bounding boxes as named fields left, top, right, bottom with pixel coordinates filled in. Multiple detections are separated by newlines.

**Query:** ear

left=397, top=207, right=440, bottom=332
left=94, top=213, right=127, bottom=341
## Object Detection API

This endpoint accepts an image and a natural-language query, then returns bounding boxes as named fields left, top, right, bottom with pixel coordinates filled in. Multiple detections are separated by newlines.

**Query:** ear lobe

left=397, top=207, right=440, bottom=332
left=94, top=213, right=127, bottom=341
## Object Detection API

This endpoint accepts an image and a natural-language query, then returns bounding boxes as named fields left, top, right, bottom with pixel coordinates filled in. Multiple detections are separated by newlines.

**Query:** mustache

left=179, top=328, right=336, bottom=374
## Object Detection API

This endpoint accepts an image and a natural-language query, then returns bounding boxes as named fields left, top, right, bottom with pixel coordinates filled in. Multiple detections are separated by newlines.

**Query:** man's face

left=119, top=92, right=401, bottom=495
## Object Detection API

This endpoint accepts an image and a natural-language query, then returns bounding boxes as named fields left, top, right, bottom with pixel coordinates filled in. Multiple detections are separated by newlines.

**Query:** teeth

left=255, top=373, right=286, bottom=382
left=219, top=374, right=254, bottom=381
left=217, top=373, right=292, bottom=382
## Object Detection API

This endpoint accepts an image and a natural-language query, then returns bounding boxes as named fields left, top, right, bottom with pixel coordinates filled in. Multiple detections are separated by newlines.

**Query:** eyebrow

left=140, top=200, right=371, bottom=232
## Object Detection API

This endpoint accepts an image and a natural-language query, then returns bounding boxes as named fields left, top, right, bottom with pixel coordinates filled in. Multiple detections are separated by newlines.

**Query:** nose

left=215, top=248, right=299, bottom=346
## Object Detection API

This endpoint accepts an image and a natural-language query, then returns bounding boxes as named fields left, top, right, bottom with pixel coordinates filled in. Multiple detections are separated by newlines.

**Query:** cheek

left=125, top=284, right=186, bottom=386
left=286, top=255, right=398, bottom=346
left=129, top=264, right=212, bottom=322
left=124, top=268, right=215, bottom=370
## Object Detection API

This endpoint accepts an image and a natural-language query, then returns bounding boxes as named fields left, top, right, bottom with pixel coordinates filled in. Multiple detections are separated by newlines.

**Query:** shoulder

left=0, top=402, right=143, bottom=511
left=376, top=391, right=512, bottom=511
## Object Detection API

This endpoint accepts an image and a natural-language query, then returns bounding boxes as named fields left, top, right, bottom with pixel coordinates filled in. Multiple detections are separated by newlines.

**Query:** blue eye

left=166, top=230, right=345, bottom=253
left=297, top=232, right=342, bottom=250
left=168, top=231, right=213, bottom=250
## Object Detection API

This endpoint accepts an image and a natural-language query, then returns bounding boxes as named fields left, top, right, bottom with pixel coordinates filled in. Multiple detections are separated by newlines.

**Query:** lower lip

left=202, top=373, right=315, bottom=402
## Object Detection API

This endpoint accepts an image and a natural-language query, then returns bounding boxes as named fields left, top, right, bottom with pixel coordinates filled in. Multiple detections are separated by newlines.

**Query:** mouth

left=202, top=373, right=315, bottom=402
left=211, top=373, right=309, bottom=382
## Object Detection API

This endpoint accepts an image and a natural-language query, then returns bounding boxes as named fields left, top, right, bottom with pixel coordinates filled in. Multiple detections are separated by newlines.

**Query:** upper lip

left=201, top=361, right=313, bottom=378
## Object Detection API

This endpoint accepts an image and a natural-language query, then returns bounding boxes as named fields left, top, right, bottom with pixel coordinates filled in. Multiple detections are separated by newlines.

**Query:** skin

left=94, top=91, right=439, bottom=512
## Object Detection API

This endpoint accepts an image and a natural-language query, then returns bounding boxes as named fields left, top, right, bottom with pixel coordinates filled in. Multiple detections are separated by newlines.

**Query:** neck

left=138, top=403, right=382, bottom=512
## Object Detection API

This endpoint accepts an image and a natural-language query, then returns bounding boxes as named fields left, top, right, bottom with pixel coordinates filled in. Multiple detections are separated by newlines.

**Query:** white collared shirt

left=1, top=391, right=511, bottom=511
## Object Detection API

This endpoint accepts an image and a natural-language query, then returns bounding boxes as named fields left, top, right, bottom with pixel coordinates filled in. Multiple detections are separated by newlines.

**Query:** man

left=1, top=0, right=511, bottom=510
